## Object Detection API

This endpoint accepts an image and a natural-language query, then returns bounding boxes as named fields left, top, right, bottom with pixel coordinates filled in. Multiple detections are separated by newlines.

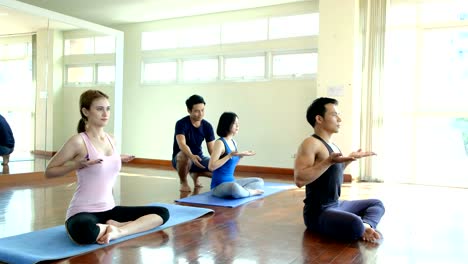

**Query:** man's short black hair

left=185, top=94, right=206, bottom=111
left=306, top=97, right=338, bottom=128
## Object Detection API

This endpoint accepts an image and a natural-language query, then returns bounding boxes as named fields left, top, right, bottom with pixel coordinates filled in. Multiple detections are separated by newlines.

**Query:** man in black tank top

left=294, top=97, right=385, bottom=243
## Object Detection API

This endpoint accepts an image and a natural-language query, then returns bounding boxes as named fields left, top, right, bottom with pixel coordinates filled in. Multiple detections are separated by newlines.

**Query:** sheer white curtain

left=358, top=0, right=386, bottom=182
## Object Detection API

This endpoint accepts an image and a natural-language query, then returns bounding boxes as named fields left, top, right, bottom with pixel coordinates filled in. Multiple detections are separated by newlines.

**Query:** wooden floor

left=0, top=164, right=468, bottom=264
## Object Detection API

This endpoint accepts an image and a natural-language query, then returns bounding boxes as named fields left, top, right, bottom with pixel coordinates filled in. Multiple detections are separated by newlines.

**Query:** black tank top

left=304, top=134, right=344, bottom=215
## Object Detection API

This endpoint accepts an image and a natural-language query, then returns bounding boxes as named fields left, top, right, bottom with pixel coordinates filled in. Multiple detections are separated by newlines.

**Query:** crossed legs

left=66, top=206, right=170, bottom=245
left=305, top=199, right=385, bottom=243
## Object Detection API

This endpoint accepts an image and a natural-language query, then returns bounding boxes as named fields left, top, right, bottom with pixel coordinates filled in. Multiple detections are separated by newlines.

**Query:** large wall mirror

left=0, top=0, right=123, bottom=175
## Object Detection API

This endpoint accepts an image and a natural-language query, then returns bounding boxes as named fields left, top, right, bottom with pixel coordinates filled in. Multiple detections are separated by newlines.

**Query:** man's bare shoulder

left=299, top=136, right=321, bottom=152
left=297, top=136, right=329, bottom=160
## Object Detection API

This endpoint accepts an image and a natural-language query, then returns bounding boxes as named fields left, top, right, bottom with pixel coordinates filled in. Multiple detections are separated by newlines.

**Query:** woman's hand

left=75, top=157, right=103, bottom=169
left=121, top=155, right=135, bottom=163
left=231, top=150, right=256, bottom=157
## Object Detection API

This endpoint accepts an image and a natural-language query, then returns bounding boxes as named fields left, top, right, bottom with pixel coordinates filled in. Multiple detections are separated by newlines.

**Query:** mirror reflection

left=0, top=4, right=118, bottom=175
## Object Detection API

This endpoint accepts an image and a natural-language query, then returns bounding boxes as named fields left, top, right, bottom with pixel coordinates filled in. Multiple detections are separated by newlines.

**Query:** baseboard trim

left=129, top=158, right=352, bottom=182
left=31, top=150, right=56, bottom=157
left=131, top=158, right=172, bottom=166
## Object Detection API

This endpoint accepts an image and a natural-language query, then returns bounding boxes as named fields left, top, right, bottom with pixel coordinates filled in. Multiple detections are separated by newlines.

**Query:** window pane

left=420, top=28, right=468, bottom=112
left=142, top=31, right=178, bottom=50
left=222, top=19, right=268, bottom=44
left=272, top=53, right=317, bottom=77
left=225, top=56, right=265, bottom=79
left=97, top=65, right=115, bottom=83
left=95, top=36, right=115, bottom=54
left=182, top=59, right=218, bottom=81
left=67, top=66, right=93, bottom=83
left=64, top=38, right=94, bottom=55
left=420, top=2, right=468, bottom=24
left=179, top=25, right=221, bottom=48
left=269, top=13, right=319, bottom=39
left=1, top=43, right=28, bottom=59
left=0, top=60, right=33, bottom=108
left=143, top=61, right=177, bottom=82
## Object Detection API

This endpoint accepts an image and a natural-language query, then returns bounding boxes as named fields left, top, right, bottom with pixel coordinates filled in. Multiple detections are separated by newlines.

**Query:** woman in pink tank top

left=45, top=90, right=169, bottom=245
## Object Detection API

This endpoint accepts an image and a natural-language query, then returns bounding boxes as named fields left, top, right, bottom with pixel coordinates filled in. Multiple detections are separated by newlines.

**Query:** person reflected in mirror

left=209, top=112, right=263, bottom=199
left=294, top=97, right=385, bottom=243
left=45, top=89, right=169, bottom=245
left=0, top=113, right=15, bottom=166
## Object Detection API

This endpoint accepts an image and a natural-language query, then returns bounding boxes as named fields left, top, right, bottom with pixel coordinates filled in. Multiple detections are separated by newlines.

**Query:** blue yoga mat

left=0, top=203, right=213, bottom=264
left=175, top=181, right=295, bottom=207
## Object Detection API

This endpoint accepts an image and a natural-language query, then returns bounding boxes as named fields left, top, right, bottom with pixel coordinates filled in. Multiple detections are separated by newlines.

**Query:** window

left=420, top=2, right=468, bottom=24
left=63, top=35, right=116, bottom=85
left=383, top=2, right=468, bottom=187
left=224, top=56, right=265, bottom=80
left=272, top=52, right=317, bottom=77
left=269, top=13, right=319, bottom=39
left=139, top=12, right=318, bottom=83
left=142, top=30, right=178, bottom=51
left=64, top=36, right=115, bottom=55
left=221, top=19, right=268, bottom=44
left=97, top=65, right=115, bottom=84
left=0, top=43, right=29, bottom=59
left=95, top=36, right=115, bottom=54
left=182, top=58, right=218, bottom=82
left=65, top=65, right=93, bottom=84
left=142, top=61, right=177, bottom=83
left=64, top=38, right=93, bottom=55
left=179, top=25, right=221, bottom=48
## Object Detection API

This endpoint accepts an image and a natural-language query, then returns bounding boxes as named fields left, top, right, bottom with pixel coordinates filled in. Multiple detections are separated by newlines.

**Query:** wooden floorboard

left=0, top=165, right=467, bottom=263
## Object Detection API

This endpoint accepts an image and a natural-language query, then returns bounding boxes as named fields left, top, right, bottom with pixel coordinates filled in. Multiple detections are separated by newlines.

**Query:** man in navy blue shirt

left=0, top=114, right=15, bottom=166
left=172, top=95, right=215, bottom=192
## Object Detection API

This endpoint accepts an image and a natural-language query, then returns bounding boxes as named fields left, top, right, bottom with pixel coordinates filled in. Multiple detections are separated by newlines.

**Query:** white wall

left=317, top=0, right=362, bottom=175
left=116, top=1, right=318, bottom=168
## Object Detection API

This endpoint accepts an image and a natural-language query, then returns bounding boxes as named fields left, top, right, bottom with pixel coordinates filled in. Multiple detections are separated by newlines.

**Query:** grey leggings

left=211, top=177, right=264, bottom=199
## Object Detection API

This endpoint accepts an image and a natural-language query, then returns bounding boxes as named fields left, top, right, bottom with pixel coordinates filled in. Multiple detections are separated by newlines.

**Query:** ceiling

left=14, top=0, right=308, bottom=27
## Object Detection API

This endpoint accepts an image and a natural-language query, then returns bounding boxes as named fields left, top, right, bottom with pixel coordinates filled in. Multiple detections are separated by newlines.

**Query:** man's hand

left=190, top=154, right=205, bottom=168
left=349, top=149, right=376, bottom=159
left=328, top=152, right=356, bottom=164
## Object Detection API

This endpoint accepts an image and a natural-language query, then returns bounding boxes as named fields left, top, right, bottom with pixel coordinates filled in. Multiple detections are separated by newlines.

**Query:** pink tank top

left=66, top=132, right=121, bottom=219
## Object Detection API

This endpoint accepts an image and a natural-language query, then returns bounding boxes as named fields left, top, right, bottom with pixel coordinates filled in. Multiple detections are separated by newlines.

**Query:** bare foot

left=190, top=173, right=203, bottom=187
left=106, top=219, right=130, bottom=228
left=180, top=183, right=191, bottom=192
left=192, top=186, right=201, bottom=195
left=362, top=223, right=381, bottom=243
left=97, top=225, right=123, bottom=244
left=179, top=190, right=191, bottom=199
left=248, top=189, right=264, bottom=196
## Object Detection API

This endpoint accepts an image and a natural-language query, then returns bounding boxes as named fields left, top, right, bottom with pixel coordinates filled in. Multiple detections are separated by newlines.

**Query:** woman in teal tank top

left=208, top=112, right=264, bottom=198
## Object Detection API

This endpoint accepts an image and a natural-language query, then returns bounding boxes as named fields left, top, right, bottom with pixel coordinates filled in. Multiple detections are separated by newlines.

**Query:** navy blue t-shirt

left=0, top=114, right=15, bottom=148
left=172, top=116, right=215, bottom=159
